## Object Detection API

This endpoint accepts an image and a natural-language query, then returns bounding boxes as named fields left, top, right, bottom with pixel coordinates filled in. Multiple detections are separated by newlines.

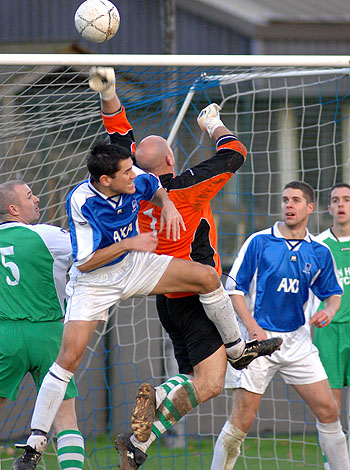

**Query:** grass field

left=0, top=433, right=324, bottom=470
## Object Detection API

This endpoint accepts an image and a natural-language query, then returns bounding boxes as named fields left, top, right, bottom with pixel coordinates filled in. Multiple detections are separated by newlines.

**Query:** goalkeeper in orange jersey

left=14, top=67, right=281, bottom=470
left=89, top=67, right=282, bottom=470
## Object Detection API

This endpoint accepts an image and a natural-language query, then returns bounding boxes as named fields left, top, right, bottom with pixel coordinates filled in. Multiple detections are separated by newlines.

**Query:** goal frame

left=0, top=54, right=349, bottom=470
left=0, top=53, right=350, bottom=67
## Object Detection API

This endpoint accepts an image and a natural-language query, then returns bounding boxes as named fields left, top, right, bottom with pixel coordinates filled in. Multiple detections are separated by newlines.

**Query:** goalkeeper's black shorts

left=156, top=293, right=223, bottom=374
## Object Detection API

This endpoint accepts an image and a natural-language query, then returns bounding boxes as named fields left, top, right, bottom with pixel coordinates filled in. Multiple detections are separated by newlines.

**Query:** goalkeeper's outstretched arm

left=89, top=66, right=120, bottom=114
left=197, top=103, right=234, bottom=140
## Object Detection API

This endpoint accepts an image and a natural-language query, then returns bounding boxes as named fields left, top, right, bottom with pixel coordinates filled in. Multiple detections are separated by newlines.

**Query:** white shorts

left=65, top=251, right=173, bottom=322
left=225, top=326, right=328, bottom=394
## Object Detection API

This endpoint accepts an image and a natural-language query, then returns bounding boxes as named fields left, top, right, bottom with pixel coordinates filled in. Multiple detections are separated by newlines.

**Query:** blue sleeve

left=311, top=249, right=343, bottom=300
left=227, top=235, right=259, bottom=295
left=66, top=185, right=102, bottom=262
left=135, top=173, right=161, bottom=202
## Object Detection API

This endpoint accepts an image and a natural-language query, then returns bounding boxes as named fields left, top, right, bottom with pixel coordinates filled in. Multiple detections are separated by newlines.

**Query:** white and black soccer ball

left=74, top=0, right=120, bottom=43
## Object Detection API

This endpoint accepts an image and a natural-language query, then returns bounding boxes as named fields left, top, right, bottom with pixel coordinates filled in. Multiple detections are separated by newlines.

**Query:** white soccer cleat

left=13, top=433, right=47, bottom=470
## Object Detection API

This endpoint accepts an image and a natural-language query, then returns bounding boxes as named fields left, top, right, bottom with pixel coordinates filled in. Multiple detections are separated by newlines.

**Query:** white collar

left=88, top=177, right=121, bottom=203
left=273, top=221, right=312, bottom=243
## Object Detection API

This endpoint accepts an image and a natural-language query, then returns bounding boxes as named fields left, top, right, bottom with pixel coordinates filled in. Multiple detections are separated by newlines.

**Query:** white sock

left=316, top=419, right=350, bottom=470
left=31, top=363, right=73, bottom=433
left=211, top=421, right=247, bottom=470
left=321, top=448, right=331, bottom=470
left=57, top=430, right=85, bottom=470
left=199, top=285, right=244, bottom=359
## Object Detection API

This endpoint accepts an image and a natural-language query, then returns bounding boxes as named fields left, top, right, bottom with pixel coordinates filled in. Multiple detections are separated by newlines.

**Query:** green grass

left=0, top=434, right=323, bottom=469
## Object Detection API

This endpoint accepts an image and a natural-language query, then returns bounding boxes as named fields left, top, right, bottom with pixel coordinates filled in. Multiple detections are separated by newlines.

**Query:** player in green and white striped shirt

left=0, top=180, right=84, bottom=470
left=314, top=183, right=350, bottom=467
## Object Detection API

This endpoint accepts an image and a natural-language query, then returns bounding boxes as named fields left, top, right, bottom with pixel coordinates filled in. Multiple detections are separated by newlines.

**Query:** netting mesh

left=0, top=61, right=349, bottom=469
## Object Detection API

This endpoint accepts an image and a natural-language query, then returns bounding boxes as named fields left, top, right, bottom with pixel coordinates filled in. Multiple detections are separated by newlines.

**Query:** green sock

left=132, top=375, right=199, bottom=453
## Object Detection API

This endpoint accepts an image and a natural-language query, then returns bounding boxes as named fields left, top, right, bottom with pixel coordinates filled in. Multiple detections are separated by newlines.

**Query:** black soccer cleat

left=115, top=433, right=148, bottom=470
left=228, top=337, right=283, bottom=370
left=12, top=445, right=42, bottom=470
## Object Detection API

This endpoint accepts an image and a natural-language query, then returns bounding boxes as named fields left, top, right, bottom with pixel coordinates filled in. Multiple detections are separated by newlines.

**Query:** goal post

left=0, top=53, right=350, bottom=66
left=0, top=54, right=349, bottom=470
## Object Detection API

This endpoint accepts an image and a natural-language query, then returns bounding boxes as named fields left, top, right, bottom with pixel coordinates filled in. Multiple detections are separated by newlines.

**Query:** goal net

left=0, top=54, right=349, bottom=470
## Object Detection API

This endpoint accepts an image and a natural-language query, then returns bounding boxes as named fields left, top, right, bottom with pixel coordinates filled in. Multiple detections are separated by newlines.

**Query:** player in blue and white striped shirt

left=66, top=152, right=163, bottom=270
left=211, top=181, right=350, bottom=470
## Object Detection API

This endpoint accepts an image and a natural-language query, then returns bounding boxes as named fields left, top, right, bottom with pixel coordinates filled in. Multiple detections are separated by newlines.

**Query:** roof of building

left=178, top=0, right=350, bottom=39
left=198, top=0, right=350, bottom=24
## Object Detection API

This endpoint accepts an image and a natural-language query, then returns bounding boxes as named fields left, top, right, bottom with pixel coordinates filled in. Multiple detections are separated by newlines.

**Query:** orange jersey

left=102, top=108, right=247, bottom=297
left=102, top=106, right=137, bottom=156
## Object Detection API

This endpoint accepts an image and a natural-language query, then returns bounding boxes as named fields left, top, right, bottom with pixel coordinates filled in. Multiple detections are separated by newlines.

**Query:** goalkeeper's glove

left=197, top=103, right=224, bottom=138
left=89, top=66, right=116, bottom=101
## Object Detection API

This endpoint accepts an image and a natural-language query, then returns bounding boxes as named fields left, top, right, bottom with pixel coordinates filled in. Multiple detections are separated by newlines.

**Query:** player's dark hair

left=329, top=182, right=350, bottom=201
left=283, top=181, right=314, bottom=204
left=87, top=143, right=133, bottom=182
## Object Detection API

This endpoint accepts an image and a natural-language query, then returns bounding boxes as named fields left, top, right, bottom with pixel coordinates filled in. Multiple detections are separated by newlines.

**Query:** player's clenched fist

left=89, top=66, right=116, bottom=101
left=127, top=232, right=159, bottom=253
left=197, top=103, right=223, bottom=138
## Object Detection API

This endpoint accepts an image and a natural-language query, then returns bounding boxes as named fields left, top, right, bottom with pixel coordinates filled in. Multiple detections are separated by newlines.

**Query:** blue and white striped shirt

left=66, top=168, right=161, bottom=270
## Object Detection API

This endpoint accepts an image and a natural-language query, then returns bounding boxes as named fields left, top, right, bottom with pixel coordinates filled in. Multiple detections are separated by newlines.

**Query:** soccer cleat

left=12, top=445, right=42, bottom=470
left=115, top=433, right=147, bottom=470
left=131, top=383, right=156, bottom=442
left=228, top=337, right=283, bottom=370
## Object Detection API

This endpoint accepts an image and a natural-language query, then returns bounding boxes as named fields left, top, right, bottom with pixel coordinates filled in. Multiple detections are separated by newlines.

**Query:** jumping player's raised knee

left=197, top=265, right=221, bottom=293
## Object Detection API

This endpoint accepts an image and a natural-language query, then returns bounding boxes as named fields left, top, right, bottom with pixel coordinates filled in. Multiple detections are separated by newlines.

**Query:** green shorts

left=314, top=322, right=350, bottom=389
left=0, top=320, right=78, bottom=401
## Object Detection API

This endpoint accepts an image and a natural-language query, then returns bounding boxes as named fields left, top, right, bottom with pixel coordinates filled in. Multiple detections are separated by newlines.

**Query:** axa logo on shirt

left=113, top=223, right=133, bottom=242
left=277, top=278, right=300, bottom=293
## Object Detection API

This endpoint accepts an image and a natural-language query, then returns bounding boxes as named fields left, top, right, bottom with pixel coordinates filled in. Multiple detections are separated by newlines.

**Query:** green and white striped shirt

left=0, top=222, right=72, bottom=322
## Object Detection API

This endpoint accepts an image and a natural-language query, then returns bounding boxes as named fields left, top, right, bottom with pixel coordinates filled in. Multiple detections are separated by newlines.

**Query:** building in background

left=1, top=0, right=349, bottom=56
left=0, top=3, right=349, bottom=467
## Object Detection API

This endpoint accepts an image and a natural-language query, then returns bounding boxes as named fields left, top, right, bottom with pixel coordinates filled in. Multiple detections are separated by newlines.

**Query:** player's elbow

left=75, top=253, right=95, bottom=273
left=76, top=262, right=89, bottom=273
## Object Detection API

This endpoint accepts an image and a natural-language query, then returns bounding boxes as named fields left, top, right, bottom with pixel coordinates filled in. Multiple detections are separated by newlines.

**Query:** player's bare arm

left=231, top=294, right=268, bottom=341
left=309, top=294, right=341, bottom=328
left=150, top=187, right=186, bottom=241
left=78, top=232, right=158, bottom=273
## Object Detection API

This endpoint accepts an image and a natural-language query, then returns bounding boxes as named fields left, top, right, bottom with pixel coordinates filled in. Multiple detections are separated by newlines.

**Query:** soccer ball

left=74, top=0, right=120, bottom=43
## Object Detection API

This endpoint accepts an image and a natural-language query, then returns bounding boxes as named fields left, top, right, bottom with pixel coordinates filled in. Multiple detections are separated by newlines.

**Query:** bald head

left=135, top=135, right=175, bottom=175
left=0, top=180, right=25, bottom=216
left=0, top=180, right=40, bottom=224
